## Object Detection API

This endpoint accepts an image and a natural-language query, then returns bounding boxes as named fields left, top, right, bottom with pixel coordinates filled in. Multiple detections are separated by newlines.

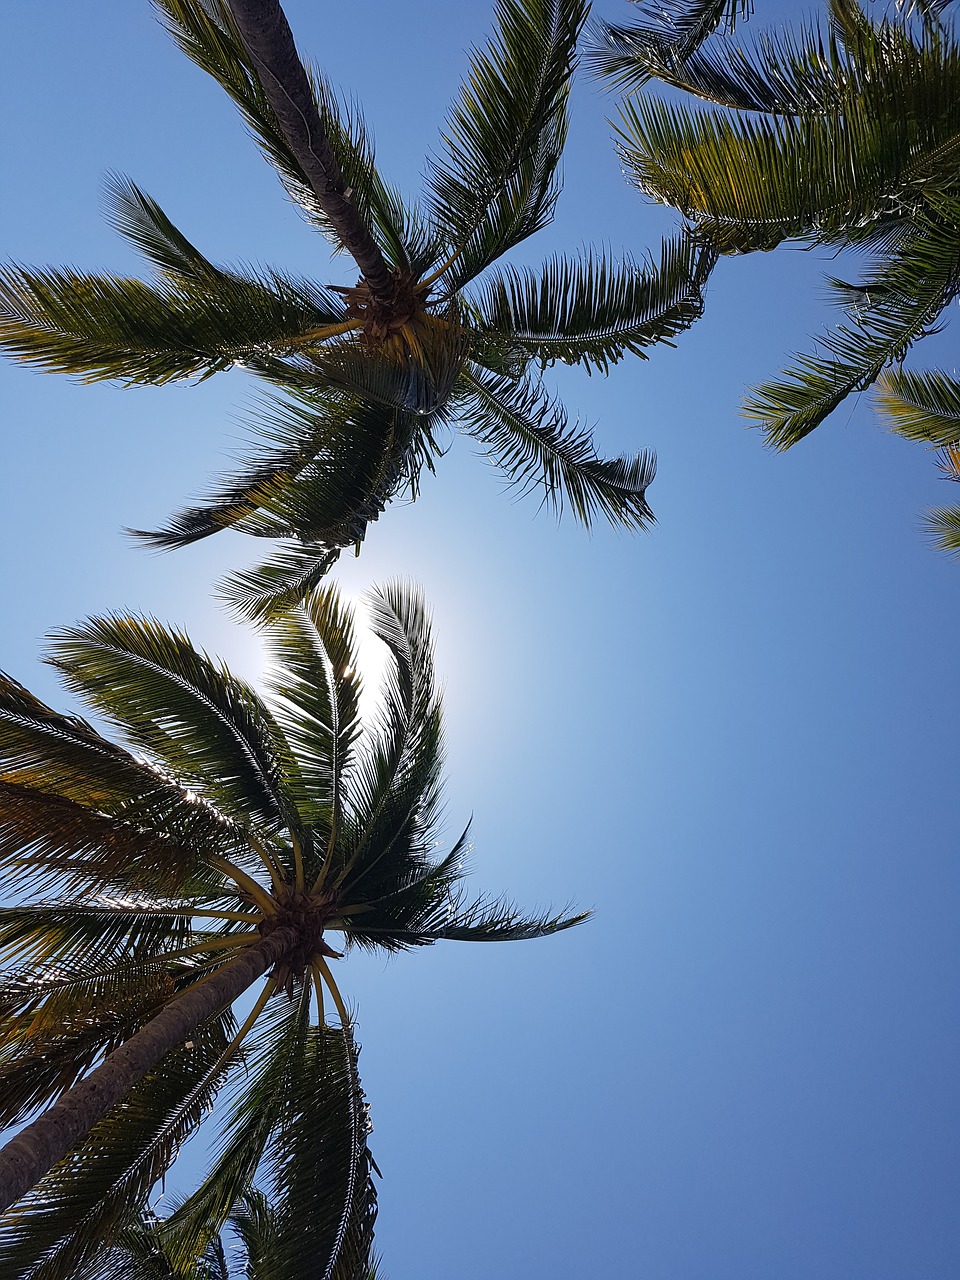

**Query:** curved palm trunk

left=225, top=0, right=395, bottom=300
left=0, top=926, right=297, bottom=1214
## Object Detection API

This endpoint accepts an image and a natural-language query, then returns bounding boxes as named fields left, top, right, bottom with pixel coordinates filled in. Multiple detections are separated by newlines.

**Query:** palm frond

left=0, top=674, right=239, bottom=874
left=0, top=780, right=240, bottom=900
left=466, top=236, right=714, bottom=374
left=460, top=367, right=657, bottom=529
left=926, top=500, right=960, bottom=553
left=426, top=0, right=587, bottom=289
left=614, top=30, right=960, bottom=253
left=350, top=889, right=589, bottom=946
left=218, top=541, right=350, bottom=624
left=264, top=589, right=362, bottom=842
left=588, top=0, right=754, bottom=95
left=224, top=1189, right=279, bottom=1278
left=876, top=366, right=960, bottom=443
left=745, top=220, right=960, bottom=447
left=0, top=900, right=197, bottom=974
left=0, top=258, right=346, bottom=386
left=103, top=175, right=230, bottom=285
left=138, top=391, right=437, bottom=571
left=334, top=584, right=444, bottom=899
left=159, top=986, right=311, bottom=1270
left=46, top=616, right=294, bottom=834
left=260, top=1025, right=376, bottom=1280
left=591, top=12, right=857, bottom=113
left=338, top=828, right=470, bottom=953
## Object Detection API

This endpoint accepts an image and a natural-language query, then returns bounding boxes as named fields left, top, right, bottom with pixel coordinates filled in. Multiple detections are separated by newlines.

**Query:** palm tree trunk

left=224, top=0, right=395, bottom=300
left=0, top=926, right=297, bottom=1214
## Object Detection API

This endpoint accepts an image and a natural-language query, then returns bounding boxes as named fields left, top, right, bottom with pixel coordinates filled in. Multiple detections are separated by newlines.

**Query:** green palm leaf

left=158, top=986, right=312, bottom=1268
left=745, top=219, right=960, bottom=448
left=426, top=0, right=588, bottom=289
left=589, top=0, right=753, bottom=95
left=461, top=367, right=657, bottom=529
left=467, top=237, right=714, bottom=374
left=260, top=1025, right=376, bottom=1280
left=47, top=617, right=293, bottom=835
left=876, top=367, right=960, bottom=444
left=613, top=12, right=960, bottom=253
left=263, top=588, right=362, bottom=839
left=0, top=261, right=346, bottom=386
left=0, top=779, right=239, bottom=900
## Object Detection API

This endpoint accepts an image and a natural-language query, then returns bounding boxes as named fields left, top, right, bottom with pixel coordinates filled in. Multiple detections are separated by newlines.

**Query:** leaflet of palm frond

left=157, top=990, right=313, bottom=1270
left=460, top=367, right=657, bottom=529
left=0, top=1019, right=234, bottom=1280
left=152, top=0, right=424, bottom=271
left=588, top=0, right=754, bottom=94
left=47, top=616, right=295, bottom=835
left=261, top=1026, right=376, bottom=1280
left=426, top=0, right=587, bottom=290
left=876, top=367, right=960, bottom=444
left=615, top=30, right=960, bottom=255
left=466, top=237, right=714, bottom=375
left=746, top=221, right=960, bottom=448
left=0, top=261, right=346, bottom=385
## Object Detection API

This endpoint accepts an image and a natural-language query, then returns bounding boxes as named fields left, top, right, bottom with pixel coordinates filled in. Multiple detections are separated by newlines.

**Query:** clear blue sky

left=2, top=3, right=959, bottom=1277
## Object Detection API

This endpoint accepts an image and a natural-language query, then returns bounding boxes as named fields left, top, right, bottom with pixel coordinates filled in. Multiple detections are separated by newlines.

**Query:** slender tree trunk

left=224, top=0, right=395, bottom=300
left=0, top=926, right=297, bottom=1214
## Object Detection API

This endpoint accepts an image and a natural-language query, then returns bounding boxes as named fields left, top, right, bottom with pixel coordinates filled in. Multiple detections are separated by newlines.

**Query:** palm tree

left=593, top=0, right=960, bottom=535
left=0, top=582, right=585, bottom=1278
left=0, top=0, right=714, bottom=619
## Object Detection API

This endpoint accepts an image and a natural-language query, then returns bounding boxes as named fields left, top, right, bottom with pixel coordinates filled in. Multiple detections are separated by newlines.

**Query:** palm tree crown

left=0, top=0, right=714, bottom=617
left=593, top=0, right=960, bottom=544
left=0, top=582, right=585, bottom=1279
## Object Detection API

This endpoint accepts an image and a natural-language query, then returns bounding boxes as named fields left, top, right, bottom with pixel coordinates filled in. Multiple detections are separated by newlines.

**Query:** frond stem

left=312, top=966, right=325, bottom=1027
left=210, top=855, right=276, bottom=915
left=289, top=319, right=363, bottom=345
left=314, top=955, right=349, bottom=1028
left=245, top=833, right=286, bottom=894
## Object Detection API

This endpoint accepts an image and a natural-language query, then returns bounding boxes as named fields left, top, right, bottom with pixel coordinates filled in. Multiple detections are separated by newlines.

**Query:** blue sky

left=2, top=2, right=960, bottom=1277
